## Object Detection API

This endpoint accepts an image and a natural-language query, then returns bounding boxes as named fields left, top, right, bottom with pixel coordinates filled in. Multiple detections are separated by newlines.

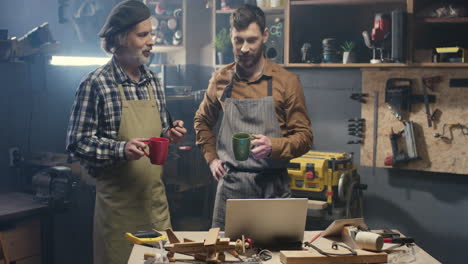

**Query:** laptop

left=224, top=198, right=308, bottom=249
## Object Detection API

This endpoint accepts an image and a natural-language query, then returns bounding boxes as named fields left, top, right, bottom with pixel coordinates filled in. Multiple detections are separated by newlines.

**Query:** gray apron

left=93, top=83, right=171, bottom=264
left=212, top=75, right=291, bottom=229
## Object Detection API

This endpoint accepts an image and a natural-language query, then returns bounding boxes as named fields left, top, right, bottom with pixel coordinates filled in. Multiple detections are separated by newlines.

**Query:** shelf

left=216, top=7, right=285, bottom=14
left=290, top=0, right=405, bottom=6
left=284, top=62, right=468, bottom=68
left=215, top=64, right=285, bottom=68
left=421, top=17, right=468, bottom=24
left=285, top=63, right=408, bottom=68
left=410, top=62, right=468, bottom=67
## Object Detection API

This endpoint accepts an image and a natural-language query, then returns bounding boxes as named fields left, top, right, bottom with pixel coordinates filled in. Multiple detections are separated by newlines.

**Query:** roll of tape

left=355, top=232, right=383, bottom=251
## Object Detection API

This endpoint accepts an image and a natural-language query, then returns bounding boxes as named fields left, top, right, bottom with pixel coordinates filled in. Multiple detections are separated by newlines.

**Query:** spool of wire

left=322, top=38, right=339, bottom=63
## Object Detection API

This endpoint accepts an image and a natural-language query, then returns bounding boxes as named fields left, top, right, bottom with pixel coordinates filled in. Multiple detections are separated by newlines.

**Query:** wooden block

left=216, top=238, right=230, bottom=245
left=204, top=228, right=220, bottom=246
left=307, top=200, right=328, bottom=210
left=0, top=218, right=41, bottom=262
left=280, top=250, right=387, bottom=264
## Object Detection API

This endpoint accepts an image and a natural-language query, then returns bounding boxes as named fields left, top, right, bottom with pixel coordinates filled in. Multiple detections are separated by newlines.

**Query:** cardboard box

left=0, top=218, right=41, bottom=262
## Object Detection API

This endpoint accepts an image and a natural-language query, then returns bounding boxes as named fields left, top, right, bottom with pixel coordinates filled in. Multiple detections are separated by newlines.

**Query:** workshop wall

left=290, top=68, right=468, bottom=264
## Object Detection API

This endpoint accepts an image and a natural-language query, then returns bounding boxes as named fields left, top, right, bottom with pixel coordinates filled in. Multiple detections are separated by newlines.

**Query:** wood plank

left=307, top=200, right=328, bottom=210
left=411, top=63, right=468, bottom=67
left=280, top=250, right=387, bottom=264
left=285, top=63, right=408, bottom=68
left=422, top=17, right=468, bottom=24
left=291, top=0, right=405, bottom=5
left=284, top=63, right=468, bottom=68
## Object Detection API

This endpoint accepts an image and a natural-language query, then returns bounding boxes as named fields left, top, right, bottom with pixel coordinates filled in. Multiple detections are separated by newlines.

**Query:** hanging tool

left=350, top=93, right=369, bottom=103
left=449, top=78, right=468, bottom=87
left=385, top=78, right=436, bottom=121
left=433, top=122, right=468, bottom=143
left=422, top=76, right=442, bottom=91
left=384, top=121, right=419, bottom=166
left=421, top=78, right=433, bottom=127
left=347, top=139, right=363, bottom=144
left=348, top=118, right=365, bottom=123
left=430, top=108, right=442, bottom=122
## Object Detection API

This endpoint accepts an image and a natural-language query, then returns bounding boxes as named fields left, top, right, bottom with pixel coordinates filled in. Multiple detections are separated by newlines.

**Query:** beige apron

left=93, top=83, right=171, bottom=264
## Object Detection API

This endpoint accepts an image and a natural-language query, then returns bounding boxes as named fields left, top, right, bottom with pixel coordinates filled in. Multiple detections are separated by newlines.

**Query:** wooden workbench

left=128, top=231, right=441, bottom=264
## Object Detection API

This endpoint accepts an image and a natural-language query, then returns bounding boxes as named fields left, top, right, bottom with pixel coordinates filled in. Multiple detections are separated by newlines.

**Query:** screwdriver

left=384, top=237, right=414, bottom=244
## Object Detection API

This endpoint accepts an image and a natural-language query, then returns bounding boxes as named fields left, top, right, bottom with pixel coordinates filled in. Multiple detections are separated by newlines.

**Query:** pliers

left=350, top=93, right=369, bottom=103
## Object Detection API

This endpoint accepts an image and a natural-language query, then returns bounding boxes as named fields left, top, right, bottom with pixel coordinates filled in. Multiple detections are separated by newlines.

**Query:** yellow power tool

left=287, top=151, right=366, bottom=218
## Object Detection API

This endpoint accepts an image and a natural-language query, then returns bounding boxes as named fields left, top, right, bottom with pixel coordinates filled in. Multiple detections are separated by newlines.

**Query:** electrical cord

left=304, top=241, right=357, bottom=256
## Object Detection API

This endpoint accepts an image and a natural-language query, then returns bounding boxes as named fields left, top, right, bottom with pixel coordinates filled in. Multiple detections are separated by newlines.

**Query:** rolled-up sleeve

left=194, top=75, right=222, bottom=164
left=270, top=75, right=313, bottom=160
left=66, top=79, right=126, bottom=168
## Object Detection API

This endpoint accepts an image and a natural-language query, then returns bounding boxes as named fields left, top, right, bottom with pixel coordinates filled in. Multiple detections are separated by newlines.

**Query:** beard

left=235, top=47, right=263, bottom=69
left=123, top=47, right=150, bottom=66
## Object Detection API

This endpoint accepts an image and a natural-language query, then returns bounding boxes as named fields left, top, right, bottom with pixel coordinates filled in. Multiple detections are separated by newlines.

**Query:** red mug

left=142, top=137, right=169, bottom=165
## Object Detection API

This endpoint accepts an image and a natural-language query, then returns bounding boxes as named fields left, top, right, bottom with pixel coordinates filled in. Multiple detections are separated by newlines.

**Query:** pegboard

left=360, top=68, right=468, bottom=175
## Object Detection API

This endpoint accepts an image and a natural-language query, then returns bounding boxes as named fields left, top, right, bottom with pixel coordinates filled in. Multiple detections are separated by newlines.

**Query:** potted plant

left=341, top=41, right=356, bottom=64
left=214, top=28, right=231, bottom=65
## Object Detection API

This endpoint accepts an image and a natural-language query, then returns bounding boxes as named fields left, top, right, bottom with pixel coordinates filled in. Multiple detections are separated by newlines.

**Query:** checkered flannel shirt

left=66, top=57, right=168, bottom=174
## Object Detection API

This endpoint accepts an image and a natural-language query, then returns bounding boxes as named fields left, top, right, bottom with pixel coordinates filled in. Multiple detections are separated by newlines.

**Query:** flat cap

left=98, top=0, right=150, bottom=38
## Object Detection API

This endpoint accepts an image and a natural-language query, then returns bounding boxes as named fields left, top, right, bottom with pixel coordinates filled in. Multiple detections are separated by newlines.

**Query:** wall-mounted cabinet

left=146, top=0, right=186, bottom=53
left=210, top=0, right=468, bottom=68
left=412, top=0, right=468, bottom=63
left=289, top=0, right=406, bottom=65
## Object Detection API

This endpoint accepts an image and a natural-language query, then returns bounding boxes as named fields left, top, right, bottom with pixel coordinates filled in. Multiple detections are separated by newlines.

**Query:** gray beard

left=123, top=49, right=149, bottom=66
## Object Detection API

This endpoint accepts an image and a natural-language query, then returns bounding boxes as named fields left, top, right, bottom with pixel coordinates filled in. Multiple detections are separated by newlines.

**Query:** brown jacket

left=194, top=59, right=313, bottom=164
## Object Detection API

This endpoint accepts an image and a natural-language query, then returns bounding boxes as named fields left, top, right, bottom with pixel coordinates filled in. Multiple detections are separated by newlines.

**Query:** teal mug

left=232, top=132, right=254, bottom=161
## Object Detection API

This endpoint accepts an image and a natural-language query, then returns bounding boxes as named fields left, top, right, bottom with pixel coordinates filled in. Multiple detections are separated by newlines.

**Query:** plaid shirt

left=66, top=56, right=168, bottom=172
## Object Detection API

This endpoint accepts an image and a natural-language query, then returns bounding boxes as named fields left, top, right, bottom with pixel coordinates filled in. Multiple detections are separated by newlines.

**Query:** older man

left=66, top=1, right=186, bottom=263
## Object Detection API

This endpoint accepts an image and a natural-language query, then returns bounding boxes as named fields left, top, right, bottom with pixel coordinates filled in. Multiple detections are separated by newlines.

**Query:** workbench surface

left=128, top=231, right=441, bottom=264
left=0, top=192, right=46, bottom=223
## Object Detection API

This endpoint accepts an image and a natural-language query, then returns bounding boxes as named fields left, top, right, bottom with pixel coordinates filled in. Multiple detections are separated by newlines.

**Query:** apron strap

left=147, top=82, right=155, bottom=100
left=220, top=74, right=273, bottom=102
left=267, top=77, right=272, bottom=97
left=220, top=74, right=235, bottom=102
left=117, top=84, right=127, bottom=101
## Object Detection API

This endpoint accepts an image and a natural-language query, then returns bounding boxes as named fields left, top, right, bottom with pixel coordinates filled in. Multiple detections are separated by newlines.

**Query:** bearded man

left=194, top=4, right=313, bottom=229
left=66, top=1, right=186, bottom=263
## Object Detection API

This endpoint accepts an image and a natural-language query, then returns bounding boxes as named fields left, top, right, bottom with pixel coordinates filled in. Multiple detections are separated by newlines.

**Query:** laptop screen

left=224, top=198, right=308, bottom=249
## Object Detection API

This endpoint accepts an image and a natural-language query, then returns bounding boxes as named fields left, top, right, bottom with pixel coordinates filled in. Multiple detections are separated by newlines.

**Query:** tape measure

left=125, top=230, right=167, bottom=245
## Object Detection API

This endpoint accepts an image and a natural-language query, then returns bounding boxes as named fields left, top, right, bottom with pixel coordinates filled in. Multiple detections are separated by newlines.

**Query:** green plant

left=341, top=41, right=356, bottom=52
left=214, top=28, right=231, bottom=53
